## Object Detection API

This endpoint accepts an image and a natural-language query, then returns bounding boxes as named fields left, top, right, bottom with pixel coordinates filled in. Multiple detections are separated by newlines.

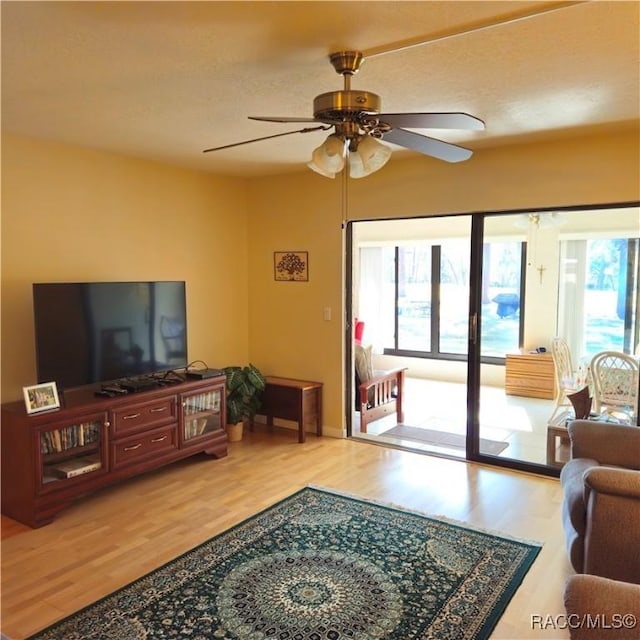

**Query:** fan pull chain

left=341, top=162, right=348, bottom=226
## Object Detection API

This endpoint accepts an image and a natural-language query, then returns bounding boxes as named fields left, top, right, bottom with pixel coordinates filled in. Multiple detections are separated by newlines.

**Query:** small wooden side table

left=546, top=423, right=571, bottom=468
left=547, top=409, right=576, bottom=468
left=255, top=376, right=323, bottom=443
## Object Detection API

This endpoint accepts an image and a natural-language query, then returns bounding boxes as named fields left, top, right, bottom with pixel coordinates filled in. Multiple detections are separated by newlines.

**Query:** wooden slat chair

left=354, top=344, right=406, bottom=433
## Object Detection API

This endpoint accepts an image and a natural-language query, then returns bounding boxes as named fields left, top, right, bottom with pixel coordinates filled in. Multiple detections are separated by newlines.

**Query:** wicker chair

left=589, top=350, right=638, bottom=422
left=549, top=337, right=582, bottom=424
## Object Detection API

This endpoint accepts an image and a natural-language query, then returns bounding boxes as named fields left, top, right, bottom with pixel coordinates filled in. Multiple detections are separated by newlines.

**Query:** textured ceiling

left=2, top=1, right=639, bottom=177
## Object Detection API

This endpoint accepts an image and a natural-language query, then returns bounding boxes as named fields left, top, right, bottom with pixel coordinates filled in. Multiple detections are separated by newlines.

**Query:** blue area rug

left=27, top=486, right=541, bottom=640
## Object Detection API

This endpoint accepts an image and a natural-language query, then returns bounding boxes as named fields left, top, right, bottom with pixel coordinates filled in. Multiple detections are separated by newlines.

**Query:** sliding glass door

left=349, top=204, right=639, bottom=474
left=473, top=212, right=552, bottom=469
left=351, top=216, right=472, bottom=454
left=475, top=207, right=640, bottom=471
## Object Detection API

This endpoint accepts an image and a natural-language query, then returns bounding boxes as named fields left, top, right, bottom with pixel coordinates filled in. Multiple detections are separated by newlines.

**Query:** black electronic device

left=94, top=389, right=115, bottom=398
left=32, top=281, right=188, bottom=390
left=101, top=384, right=128, bottom=395
left=186, top=368, right=224, bottom=380
left=120, top=379, right=159, bottom=393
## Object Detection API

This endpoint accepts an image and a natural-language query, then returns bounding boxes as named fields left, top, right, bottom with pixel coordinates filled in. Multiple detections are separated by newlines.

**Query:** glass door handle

left=469, top=313, right=478, bottom=344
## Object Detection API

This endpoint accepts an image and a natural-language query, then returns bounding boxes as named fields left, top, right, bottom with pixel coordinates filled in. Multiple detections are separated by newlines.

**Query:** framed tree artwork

left=274, top=251, right=309, bottom=281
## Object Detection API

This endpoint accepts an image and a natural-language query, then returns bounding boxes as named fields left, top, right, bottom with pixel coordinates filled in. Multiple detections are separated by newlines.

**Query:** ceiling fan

left=203, top=50, right=485, bottom=178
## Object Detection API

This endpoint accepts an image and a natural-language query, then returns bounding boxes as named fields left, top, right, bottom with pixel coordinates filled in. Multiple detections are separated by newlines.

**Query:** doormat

left=27, top=486, right=539, bottom=640
left=379, top=424, right=509, bottom=455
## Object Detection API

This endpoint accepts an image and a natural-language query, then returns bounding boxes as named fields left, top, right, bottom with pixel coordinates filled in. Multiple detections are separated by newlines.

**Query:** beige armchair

left=560, top=420, right=640, bottom=584
left=564, top=574, right=640, bottom=640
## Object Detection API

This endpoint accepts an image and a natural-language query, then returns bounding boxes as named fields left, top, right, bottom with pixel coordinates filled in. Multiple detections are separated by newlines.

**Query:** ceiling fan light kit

left=349, top=135, right=392, bottom=179
left=308, top=131, right=393, bottom=179
left=307, top=135, right=346, bottom=178
left=204, top=50, right=485, bottom=179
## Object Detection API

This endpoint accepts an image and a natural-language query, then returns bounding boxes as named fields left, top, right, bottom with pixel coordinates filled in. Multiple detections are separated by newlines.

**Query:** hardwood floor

left=1, top=425, right=571, bottom=639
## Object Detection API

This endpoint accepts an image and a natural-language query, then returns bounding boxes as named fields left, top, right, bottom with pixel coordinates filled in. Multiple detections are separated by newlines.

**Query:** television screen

left=33, top=281, right=187, bottom=390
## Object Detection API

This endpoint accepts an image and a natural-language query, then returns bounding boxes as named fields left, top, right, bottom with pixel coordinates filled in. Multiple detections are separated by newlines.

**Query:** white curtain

left=358, top=247, right=392, bottom=352
left=557, top=240, right=587, bottom=361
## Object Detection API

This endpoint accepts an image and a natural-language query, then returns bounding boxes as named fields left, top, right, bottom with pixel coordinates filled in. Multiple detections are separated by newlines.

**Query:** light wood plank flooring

left=1, top=424, right=571, bottom=639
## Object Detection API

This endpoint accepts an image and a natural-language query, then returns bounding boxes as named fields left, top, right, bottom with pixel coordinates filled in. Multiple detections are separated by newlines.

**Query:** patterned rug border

left=27, top=484, right=543, bottom=640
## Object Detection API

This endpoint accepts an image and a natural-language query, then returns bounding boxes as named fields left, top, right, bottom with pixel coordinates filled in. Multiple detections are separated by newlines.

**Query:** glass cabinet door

left=181, top=387, right=223, bottom=443
left=38, top=412, right=108, bottom=489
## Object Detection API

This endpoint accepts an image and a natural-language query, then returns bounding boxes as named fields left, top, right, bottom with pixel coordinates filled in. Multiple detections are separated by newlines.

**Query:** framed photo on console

left=23, top=381, right=60, bottom=414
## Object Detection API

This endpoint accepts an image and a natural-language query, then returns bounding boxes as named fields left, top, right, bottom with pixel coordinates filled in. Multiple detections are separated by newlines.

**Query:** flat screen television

left=33, top=281, right=188, bottom=390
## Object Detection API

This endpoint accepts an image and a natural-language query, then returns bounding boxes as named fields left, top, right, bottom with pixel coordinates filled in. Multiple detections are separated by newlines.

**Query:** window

left=480, top=241, right=525, bottom=358
left=559, top=236, right=640, bottom=359
left=397, top=245, right=431, bottom=351
left=359, top=239, right=524, bottom=361
left=439, top=240, right=470, bottom=355
left=355, top=208, right=638, bottom=365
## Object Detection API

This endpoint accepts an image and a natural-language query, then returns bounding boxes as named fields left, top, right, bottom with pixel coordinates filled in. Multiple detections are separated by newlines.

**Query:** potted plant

left=223, top=364, right=266, bottom=441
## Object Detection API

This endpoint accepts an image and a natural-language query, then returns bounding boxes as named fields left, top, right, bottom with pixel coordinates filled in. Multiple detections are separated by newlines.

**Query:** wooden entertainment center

left=1, top=375, right=227, bottom=528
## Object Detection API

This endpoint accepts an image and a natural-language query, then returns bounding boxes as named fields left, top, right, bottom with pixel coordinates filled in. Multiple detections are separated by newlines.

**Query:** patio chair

left=549, top=337, right=582, bottom=424
left=589, top=351, right=639, bottom=422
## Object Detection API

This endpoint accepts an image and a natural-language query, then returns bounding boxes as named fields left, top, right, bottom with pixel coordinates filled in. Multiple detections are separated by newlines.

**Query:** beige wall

left=246, top=175, right=346, bottom=435
left=1, top=133, right=250, bottom=401
left=343, top=128, right=640, bottom=219
left=2, top=128, right=638, bottom=437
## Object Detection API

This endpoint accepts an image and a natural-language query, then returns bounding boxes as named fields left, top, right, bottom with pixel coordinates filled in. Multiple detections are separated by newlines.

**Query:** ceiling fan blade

left=203, top=125, right=331, bottom=153
left=249, top=116, right=320, bottom=123
left=378, top=112, right=485, bottom=131
left=383, top=128, right=473, bottom=163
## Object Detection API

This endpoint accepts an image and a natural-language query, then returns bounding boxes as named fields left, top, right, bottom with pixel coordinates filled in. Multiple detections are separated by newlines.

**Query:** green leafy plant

left=223, top=364, right=266, bottom=425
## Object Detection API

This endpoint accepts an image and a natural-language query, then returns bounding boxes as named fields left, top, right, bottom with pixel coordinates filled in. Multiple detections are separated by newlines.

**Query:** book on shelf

left=40, top=422, right=101, bottom=454
left=184, top=417, right=204, bottom=438
left=197, top=417, right=209, bottom=434
left=51, top=456, right=102, bottom=479
left=184, top=391, right=220, bottom=416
